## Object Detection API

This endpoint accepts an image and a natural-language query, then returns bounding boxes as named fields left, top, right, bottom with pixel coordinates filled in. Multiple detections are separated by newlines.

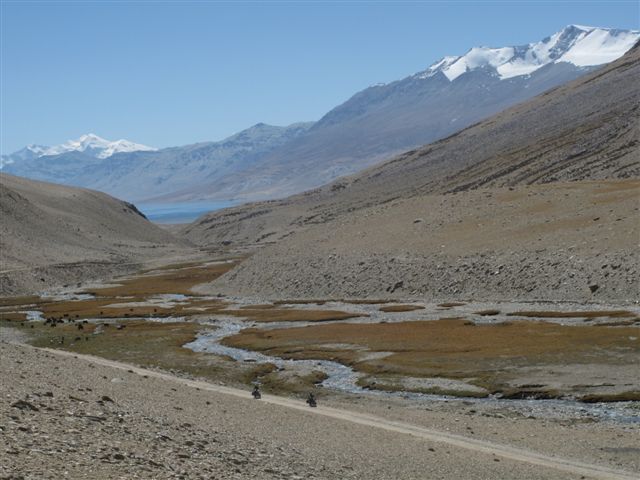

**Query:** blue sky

left=2, top=1, right=638, bottom=153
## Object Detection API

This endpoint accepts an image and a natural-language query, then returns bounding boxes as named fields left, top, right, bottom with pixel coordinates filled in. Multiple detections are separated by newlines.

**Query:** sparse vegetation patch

left=223, top=318, right=640, bottom=400
left=379, top=305, right=425, bottom=313
left=506, top=310, right=635, bottom=319
left=223, top=308, right=366, bottom=323
left=87, top=260, right=241, bottom=297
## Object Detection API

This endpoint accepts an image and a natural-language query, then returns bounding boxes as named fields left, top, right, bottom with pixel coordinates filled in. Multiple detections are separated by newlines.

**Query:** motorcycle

left=251, top=386, right=261, bottom=399
left=306, top=393, right=317, bottom=408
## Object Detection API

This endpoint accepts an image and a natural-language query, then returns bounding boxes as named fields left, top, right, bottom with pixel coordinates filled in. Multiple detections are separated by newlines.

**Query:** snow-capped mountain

left=415, top=25, right=639, bottom=81
left=1, top=134, right=156, bottom=169
left=1, top=123, right=313, bottom=202
left=3, top=25, right=637, bottom=204
left=38, top=133, right=156, bottom=159
left=0, top=145, right=46, bottom=169
left=190, top=25, right=638, bottom=202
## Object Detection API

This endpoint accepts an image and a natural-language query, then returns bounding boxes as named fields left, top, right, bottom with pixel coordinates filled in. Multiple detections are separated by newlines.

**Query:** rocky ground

left=182, top=49, right=639, bottom=305
left=203, top=181, right=639, bottom=303
left=2, top=336, right=639, bottom=480
left=182, top=47, right=639, bottom=252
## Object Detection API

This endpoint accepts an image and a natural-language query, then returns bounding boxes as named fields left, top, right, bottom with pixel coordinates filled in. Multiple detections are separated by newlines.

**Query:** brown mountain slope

left=185, top=47, right=639, bottom=303
left=207, top=179, right=638, bottom=302
left=0, top=174, right=189, bottom=295
left=182, top=44, right=639, bottom=249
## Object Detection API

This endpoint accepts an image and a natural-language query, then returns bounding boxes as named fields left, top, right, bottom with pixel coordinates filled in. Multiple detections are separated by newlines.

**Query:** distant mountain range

left=2, top=25, right=638, bottom=203
left=1, top=124, right=312, bottom=202
left=1, top=133, right=155, bottom=168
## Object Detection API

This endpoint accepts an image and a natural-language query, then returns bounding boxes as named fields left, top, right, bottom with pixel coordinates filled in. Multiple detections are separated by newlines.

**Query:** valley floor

left=1, top=257, right=638, bottom=479
left=1, top=340, right=639, bottom=480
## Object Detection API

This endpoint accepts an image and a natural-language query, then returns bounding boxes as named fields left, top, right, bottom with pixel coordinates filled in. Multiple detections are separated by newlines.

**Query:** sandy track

left=39, top=346, right=637, bottom=480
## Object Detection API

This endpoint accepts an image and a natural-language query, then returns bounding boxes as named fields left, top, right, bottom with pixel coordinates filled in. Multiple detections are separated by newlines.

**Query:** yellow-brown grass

left=579, top=392, right=640, bottom=403
left=224, top=308, right=366, bottom=323
left=0, top=260, right=237, bottom=323
left=0, top=296, right=42, bottom=308
left=242, top=363, right=330, bottom=394
left=507, top=310, right=635, bottom=318
left=243, top=362, right=278, bottom=383
left=138, top=260, right=209, bottom=273
left=343, top=299, right=398, bottom=305
left=594, top=319, right=638, bottom=327
left=0, top=311, right=28, bottom=322
left=379, top=305, right=425, bottom=313
left=273, top=299, right=397, bottom=305
left=223, top=319, right=640, bottom=394
left=273, top=299, right=330, bottom=305
left=33, top=297, right=227, bottom=321
left=438, top=302, right=466, bottom=308
left=0, top=260, right=240, bottom=324
left=29, top=320, right=225, bottom=380
left=591, top=179, right=640, bottom=194
left=23, top=318, right=329, bottom=394
left=356, top=377, right=489, bottom=398
left=259, top=370, right=329, bottom=396
left=88, top=261, right=240, bottom=297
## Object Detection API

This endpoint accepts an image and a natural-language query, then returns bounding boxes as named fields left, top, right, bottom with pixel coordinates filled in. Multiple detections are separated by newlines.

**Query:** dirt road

left=40, top=346, right=638, bottom=480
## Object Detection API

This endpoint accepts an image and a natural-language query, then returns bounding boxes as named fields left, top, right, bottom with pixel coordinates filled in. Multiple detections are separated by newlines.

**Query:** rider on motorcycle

left=306, top=392, right=317, bottom=407
left=252, top=385, right=261, bottom=399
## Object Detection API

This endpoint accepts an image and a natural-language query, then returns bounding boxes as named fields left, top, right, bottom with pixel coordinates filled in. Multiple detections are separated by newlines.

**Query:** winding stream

left=185, top=319, right=363, bottom=392
left=14, top=287, right=640, bottom=424
left=184, top=318, right=640, bottom=424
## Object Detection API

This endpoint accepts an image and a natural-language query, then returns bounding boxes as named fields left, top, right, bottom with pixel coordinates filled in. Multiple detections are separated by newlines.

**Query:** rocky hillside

left=183, top=42, right=639, bottom=249
left=209, top=180, right=638, bottom=303
left=185, top=44, right=639, bottom=303
left=172, top=25, right=638, bottom=202
left=0, top=174, right=189, bottom=295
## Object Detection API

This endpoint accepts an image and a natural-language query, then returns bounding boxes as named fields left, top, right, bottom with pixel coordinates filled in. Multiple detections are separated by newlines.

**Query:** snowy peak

left=555, top=25, right=640, bottom=67
left=417, top=25, right=640, bottom=82
left=25, top=144, right=48, bottom=155
left=1, top=134, right=156, bottom=169
left=41, top=133, right=157, bottom=159
left=415, top=56, right=459, bottom=79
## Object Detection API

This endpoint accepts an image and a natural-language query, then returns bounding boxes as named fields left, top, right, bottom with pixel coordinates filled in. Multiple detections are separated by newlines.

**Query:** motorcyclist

left=252, top=385, right=261, bottom=399
left=306, top=392, right=317, bottom=407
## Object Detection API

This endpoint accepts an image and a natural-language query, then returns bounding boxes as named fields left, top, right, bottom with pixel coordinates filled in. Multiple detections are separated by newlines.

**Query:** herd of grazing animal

left=43, top=314, right=89, bottom=328
left=9, top=296, right=133, bottom=348
left=30, top=314, right=126, bottom=344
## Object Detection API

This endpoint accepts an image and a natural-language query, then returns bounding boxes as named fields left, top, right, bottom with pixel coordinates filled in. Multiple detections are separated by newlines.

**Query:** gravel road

left=2, top=338, right=639, bottom=479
